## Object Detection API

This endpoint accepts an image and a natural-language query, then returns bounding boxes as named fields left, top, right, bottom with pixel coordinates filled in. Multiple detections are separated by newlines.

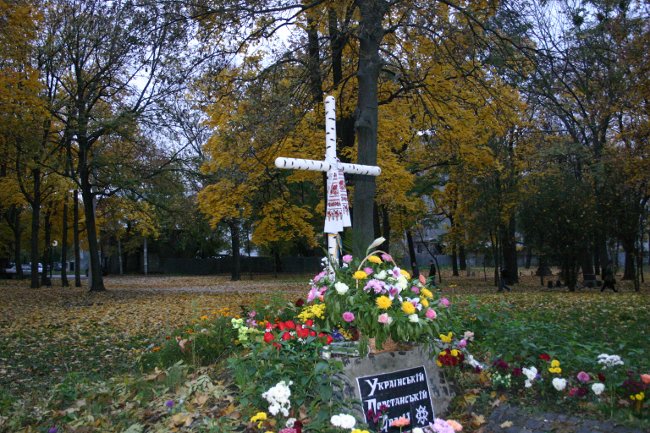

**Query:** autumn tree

left=36, top=0, right=200, bottom=290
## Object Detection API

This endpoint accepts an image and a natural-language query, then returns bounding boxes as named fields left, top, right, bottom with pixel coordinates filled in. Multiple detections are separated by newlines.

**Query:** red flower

left=512, top=367, right=523, bottom=377
left=263, top=332, right=275, bottom=343
left=305, top=319, right=314, bottom=327
left=277, top=322, right=286, bottom=331
left=326, top=335, right=334, bottom=345
left=296, top=326, right=309, bottom=339
left=598, top=372, right=606, bottom=382
left=293, top=420, right=303, bottom=433
left=295, top=298, right=305, bottom=307
left=284, top=320, right=296, bottom=330
left=309, top=330, right=317, bottom=337
left=539, top=353, right=551, bottom=361
left=281, top=331, right=292, bottom=341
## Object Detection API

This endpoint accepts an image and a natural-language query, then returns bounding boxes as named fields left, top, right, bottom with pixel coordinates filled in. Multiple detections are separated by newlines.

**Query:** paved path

left=485, top=405, right=646, bottom=433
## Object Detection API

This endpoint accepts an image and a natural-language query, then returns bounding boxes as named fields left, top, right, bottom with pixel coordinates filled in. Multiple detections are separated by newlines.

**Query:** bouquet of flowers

left=303, top=238, right=451, bottom=351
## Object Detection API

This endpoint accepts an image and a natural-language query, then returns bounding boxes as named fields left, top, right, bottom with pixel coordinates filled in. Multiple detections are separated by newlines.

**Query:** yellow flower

left=376, top=296, right=392, bottom=309
left=451, top=349, right=459, bottom=357
left=631, top=392, right=645, bottom=401
left=250, top=412, right=267, bottom=427
left=399, top=269, right=411, bottom=279
left=420, top=298, right=429, bottom=307
left=368, top=255, right=382, bottom=264
left=353, top=270, right=368, bottom=280
left=401, top=301, right=416, bottom=315
left=550, top=359, right=560, bottom=368
left=420, top=288, right=433, bottom=299
left=352, top=430, right=371, bottom=433
left=548, top=367, right=562, bottom=374
left=436, top=360, right=443, bottom=367
left=439, top=332, right=453, bottom=343
left=200, top=315, right=209, bottom=320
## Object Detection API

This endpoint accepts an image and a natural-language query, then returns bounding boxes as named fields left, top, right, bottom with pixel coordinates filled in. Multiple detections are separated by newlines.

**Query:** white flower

left=366, top=236, right=386, bottom=253
left=412, top=429, right=424, bottom=433
left=376, top=270, right=387, bottom=280
left=465, top=353, right=484, bottom=370
left=522, top=366, right=538, bottom=388
left=286, top=418, right=296, bottom=428
left=262, top=381, right=292, bottom=417
left=396, top=276, right=408, bottom=290
left=552, top=378, right=567, bottom=391
left=592, top=383, right=605, bottom=396
left=597, top=353, right=624, bottom=368
left=409, top=314, right=419, bottom=323
left=334, top=282, right=349, bottom=295
left=463, top=331, right=475, bottom=341
left=331, top=414, right=356, bottom=429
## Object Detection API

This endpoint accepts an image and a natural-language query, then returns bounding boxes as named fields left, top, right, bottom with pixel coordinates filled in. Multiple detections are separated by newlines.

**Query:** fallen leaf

left=471, top=413, right=486, bottom=427
left=500, top=420, right=513, bottom=428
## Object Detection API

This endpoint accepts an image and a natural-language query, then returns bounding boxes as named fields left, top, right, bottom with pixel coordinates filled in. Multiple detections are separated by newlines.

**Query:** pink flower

left=342, top=312, right=355, bottom=322
left=425, top=308, right=437, bottom=319
left=458, top=339, right=467, bottom=348
left=342, top=254, right=353, bottom=263
left=439, top=297, right=450, bottom=307
left=378, top=313, right=391, bottom=324
left=411, top=286, right=421, bottom=294
left=364, top=267, right=374, bottom=275
left=419, top=274, right=426, bottom=284
left=576, top=371, right=590, bottom=383
left=381, top=253, right=393, bottom=262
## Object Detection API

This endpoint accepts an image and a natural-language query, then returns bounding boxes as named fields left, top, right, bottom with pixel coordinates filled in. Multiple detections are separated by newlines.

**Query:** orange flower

left=641, top=374, right=650, bottom=384
left=390, top=417, right=410, bottom=428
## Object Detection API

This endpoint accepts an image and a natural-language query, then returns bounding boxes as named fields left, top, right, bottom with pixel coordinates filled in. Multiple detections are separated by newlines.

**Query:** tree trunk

left=405, top=229, right=419, bottom=278
left=117, top=237, right=123, bottom=275
left=525, top=245, right=532, bottom=269
left=143, top=237, right=148, bottom=275
left=30, top=168, right=41, bottom=289
left=501, top=217, right=519, bottom=283
left=229, top=220, right=241, bottom=281
left=352, top=0, right=387, bottom=257
left=459, top=244, right=467, bottom=271
left=61, top=194, right=69, bottom=287
left=373, top=201, right=381, bottom=239
left=381, top=205, right=390, bottom=253
left=622, top=241, right=635, bottom=280
left=306, top=13, right=323, bottom=104
left=451, top=243, right=459, bottom=276
left=73, top=189, right=82, bottom=287
left=11, top=207, right=23, bottom=279
left=41, top=211, right=51, bottom=287
left=80, top=166, right=105, bottom=291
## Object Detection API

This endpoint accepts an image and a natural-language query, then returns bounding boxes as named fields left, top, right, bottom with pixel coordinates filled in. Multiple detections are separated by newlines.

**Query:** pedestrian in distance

left=498, top=267, right=511, bottom=292
left=600, top=261, right=618, bottom=292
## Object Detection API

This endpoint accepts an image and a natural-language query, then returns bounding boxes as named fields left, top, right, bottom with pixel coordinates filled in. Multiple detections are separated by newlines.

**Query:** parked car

left=4, top=263, right=43, bottom=274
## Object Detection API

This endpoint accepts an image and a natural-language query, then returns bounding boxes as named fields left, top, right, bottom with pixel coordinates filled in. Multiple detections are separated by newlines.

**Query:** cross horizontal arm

left=275, top=157, right=381, bottom=176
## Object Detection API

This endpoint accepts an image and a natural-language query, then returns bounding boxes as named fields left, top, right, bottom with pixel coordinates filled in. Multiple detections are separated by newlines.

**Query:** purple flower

left=439, top=297, right=450, bottom=307
left=458, top=339, right=467, bottom=348
left=342, top=312, right=355, bottom=322
left=364, top=279, right=385, bottom=293
left=48, top=428, right=58, bottom=433
left=342, top=254, right=353, bottom=263
left=363, top=267, right=374, bottom=275
left=165, top=399, right=175, bottom=408
left=431, top=418, right=454, bottom=433
left=577, top=371, right=590, bottom=383
left=411, top=286, right=421, bottom=294
left=381, top=253, right=393, bottom=262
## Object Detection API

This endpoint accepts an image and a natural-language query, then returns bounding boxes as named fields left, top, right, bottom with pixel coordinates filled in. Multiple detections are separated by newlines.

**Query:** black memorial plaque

left=357, top=365, right=434, bottom=432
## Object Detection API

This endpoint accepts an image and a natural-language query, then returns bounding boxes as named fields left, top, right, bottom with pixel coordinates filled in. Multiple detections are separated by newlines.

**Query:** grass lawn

left=0, top=271, right=648, bottom=432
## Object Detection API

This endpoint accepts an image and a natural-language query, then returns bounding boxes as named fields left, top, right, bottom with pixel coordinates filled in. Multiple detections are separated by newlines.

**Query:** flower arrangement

left=304, top=238, right=452, bottom=351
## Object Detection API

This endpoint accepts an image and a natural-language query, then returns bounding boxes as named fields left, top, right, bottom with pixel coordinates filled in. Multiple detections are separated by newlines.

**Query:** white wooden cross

left=275, top=96, right=381, bottom=267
